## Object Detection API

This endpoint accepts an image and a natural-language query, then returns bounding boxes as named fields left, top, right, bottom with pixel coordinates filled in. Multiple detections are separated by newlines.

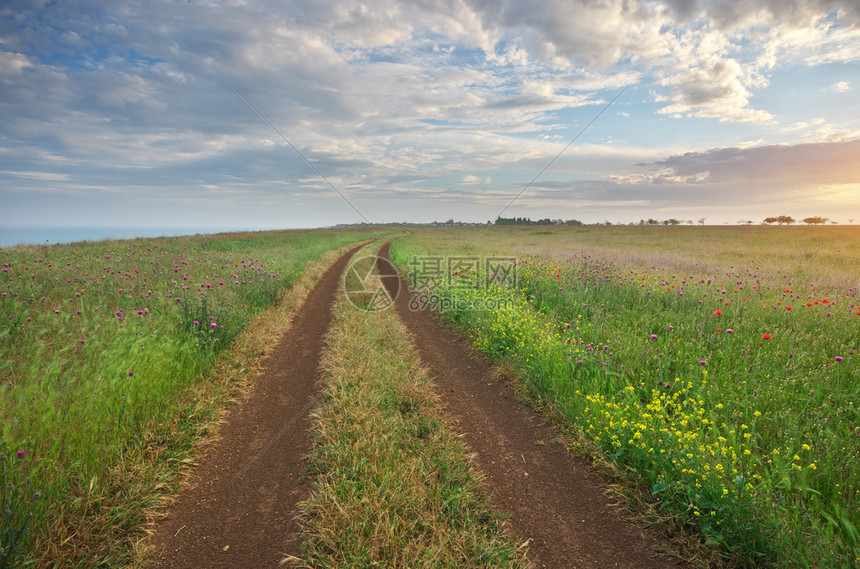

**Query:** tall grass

left=0, top=228, right=378, bottom=567
left=390, top=225, right=860, bottom=568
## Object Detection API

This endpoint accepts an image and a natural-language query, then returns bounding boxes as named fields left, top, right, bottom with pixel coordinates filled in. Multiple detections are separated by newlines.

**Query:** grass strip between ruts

left=289, top=247, right=528, bottom=568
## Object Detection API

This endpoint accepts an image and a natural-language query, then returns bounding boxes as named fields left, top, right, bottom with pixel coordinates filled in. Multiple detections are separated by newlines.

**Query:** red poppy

left=786, top=306, right=792, bottom=310
left=717, top=328, right=723, bottom=332
left=762, top=334, right=772, bottom=340
left=713, top=309, right=722, bottom=316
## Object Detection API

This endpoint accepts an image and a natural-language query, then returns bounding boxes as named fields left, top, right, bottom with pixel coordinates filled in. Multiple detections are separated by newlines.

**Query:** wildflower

left=193, top=320, right=199, bottom=325
left=650, top=334, right=657, bottom=339
left=713, top=309, right=722, bottom=316
left=761, top=334, right=772, bottom=339
left=211, top=322, right=217, bottom=328
left=128, top=370, right=134, bottom=377
left=786, top=306, right=792, bottom=310
left=726, top=329, right=733, bottom=333
left=16, top=450, right=25, bottom=460
left=699, top=360, right=707, bottom=366
left=835, top=356, right=844, bottom=362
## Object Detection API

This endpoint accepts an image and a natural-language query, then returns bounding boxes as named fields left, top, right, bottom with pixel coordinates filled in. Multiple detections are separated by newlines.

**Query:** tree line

left=493, top=216, right=848, bottom=226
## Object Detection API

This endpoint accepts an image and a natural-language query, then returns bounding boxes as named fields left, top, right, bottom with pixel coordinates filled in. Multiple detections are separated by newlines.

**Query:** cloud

left=623, top=139, right=860, bottom=188
left=1, top=1, right=859, bottom=228
left=0, top=170, right=71, bottom=181
left=832, top=81, right=851, bottom=92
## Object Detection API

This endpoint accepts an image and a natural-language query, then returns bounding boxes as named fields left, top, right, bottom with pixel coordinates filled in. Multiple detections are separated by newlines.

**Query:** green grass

left=292, top=244, right=527, bottom=568
left=390, top=225, right=860, bottom=568
left=0, top=228, right=380, bottom=568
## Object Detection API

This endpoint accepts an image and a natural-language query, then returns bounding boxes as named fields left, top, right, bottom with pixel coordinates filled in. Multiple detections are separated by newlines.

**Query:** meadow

left=390, top=224, right=860, bottom=568
left=0, top=228, right=378, bottom=567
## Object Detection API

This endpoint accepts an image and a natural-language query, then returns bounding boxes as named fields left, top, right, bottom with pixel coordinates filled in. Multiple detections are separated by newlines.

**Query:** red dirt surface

left=378, top=242, right=691, bottom=569
left=145, top=243, right=366, bottom=568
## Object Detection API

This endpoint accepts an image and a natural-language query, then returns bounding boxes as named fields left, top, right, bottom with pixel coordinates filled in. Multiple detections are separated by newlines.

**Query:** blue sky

left=1, top=0, right=859, bottom=229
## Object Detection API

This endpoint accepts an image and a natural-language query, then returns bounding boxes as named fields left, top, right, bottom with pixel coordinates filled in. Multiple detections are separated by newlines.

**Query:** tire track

left=145, top=242, right=367, bottom=568
left=378, top=242, right=690, bottom=569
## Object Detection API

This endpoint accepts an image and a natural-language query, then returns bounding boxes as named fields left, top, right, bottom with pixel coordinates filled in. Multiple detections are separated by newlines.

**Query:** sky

left=1, top=0, right=859, bottom=230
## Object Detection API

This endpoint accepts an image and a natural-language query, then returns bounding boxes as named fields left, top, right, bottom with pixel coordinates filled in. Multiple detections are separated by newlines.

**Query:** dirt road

left=146, top=242, right=367, bottom=568
left=145, top=240, right=690, bottom=569
left=378, top=242, right=688, bottom=569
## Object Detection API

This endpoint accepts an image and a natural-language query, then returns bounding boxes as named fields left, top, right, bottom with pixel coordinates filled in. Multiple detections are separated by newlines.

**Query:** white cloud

left=0, top=170, right=71, bottom=181
left=832, top=81, right=851, bottom=92
left=608, top=167, right=710, bottom=185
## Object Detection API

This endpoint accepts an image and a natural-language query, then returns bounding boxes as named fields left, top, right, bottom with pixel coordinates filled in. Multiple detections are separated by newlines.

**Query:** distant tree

left=850, top=218, right=856, bottom=224
left=802, top=216, right=828, bottom=225
left=738, top=219, right=754, bottom=225
left=495, top=217, right=534, bottom=225
left=777, top=215, right=796, bottom=225
left=763, top=217, right=777, bottom=225
left=698, top=217, right=706, bottom=225
left=564, top=219, right=583, bottom=226
left=686, top=219, right=694, bottom=225
left=647, top=218, right=659, bottom=225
